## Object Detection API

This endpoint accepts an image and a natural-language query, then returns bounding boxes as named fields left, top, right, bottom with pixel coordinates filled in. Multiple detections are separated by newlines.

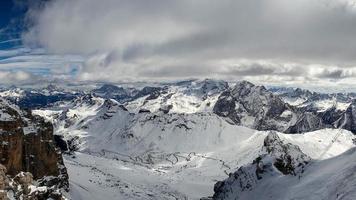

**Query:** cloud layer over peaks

left=19, top=0, right=356, bottom=87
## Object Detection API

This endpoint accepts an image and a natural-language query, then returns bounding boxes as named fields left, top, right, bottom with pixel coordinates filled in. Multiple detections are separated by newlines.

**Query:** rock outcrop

left=0, top=99, right=68, bottom=197
left=0, top=164, right=66, bottom=200
left=334, top=100, right=356, bottom=134
left=213, top=81, right=326, bottom=133
left=212, top=132, right=310, bottom=200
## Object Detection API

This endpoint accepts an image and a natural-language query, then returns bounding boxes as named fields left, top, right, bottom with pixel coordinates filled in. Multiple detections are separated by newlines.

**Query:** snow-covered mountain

left=270, top=86, right=356, bottom=112
left=212, top=132, right=356, bottom=200
left=213, top=81, right=326, bottom=133
left=0, top=79, right=351, bottom=200
left=0, top=84, right=80, bottom=109
left=125, top=79, right=228, bottom=114
left=270, top=87, right=354, bottom=111
left=271, top=86, right=356, bottom=134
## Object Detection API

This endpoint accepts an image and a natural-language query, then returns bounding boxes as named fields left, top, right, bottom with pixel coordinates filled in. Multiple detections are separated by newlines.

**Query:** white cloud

left=0, top=70, right=41, bottom=85
left=14, top=0, right=356, bottom=88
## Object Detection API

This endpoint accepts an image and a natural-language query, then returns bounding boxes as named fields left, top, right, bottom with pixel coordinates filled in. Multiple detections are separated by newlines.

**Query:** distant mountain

left=125, top=79, right=228, bottom=114
left=270, top=86, right=355, bottom=111
left=0, top=85, right=80, bottom=109
left=92, top=84, right=132, bottom=102
left=270, top=86, right=356, bottom=134
left=3, top=80, right=356, bottom=134
left=213, top=81, right=326, bottom=133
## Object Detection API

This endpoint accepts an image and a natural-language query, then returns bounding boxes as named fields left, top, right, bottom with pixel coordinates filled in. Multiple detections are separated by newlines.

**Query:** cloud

left=0, top=47, right=84, bottom=82
left=15, top=0, right=356, bottom=87
left=0, top=70, right=42, bottom=85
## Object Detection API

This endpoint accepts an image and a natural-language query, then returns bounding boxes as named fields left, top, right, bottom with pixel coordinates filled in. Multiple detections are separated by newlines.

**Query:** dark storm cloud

left=222, top=63, right=305, bottom=77
left=315, top=68, right=354, bottom=79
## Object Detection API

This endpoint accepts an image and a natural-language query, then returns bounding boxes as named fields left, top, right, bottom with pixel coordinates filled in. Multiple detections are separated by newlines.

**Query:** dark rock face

left=0, top=130, right=23, bottom=176
left=0, top=85, right=79, bottom=110
left=285, top=112, right=325, bottom=134
left=212, top=132, right=310, bottom=200
left=16, top=92, right=77, bottom=109
left=92, top=84, right=165, bottom=103
left=213, top=91, right=240, bottom=123
left=187, top=79, right=229, bottom=98
left=53, top=135, right=69, bottom=152
left=0, top=99, right=68, bottom=192
left=92, top=84, right=132, bottom=103
left=213, top=81, right=325, bottom=133
left=318, top=106, right=344, bottom=125
left=138, top=109, right=151, bottom=113
left=334, top=101, right=356, bottom=133
left=136, top=86, right=162, bottom=100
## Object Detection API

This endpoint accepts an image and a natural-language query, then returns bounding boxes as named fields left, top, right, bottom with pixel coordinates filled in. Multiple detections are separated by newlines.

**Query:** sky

left=2, top=0, right=356, bottom=89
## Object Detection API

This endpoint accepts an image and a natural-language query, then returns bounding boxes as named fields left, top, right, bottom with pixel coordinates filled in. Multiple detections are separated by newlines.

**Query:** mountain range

left=0, top=79, right=355, bottom=199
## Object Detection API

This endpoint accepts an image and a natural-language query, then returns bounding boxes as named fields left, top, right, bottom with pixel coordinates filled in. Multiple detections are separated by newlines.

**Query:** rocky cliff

left=213, top=81, right=326, bottom=133
left=0, top=99, right=68, bottom=198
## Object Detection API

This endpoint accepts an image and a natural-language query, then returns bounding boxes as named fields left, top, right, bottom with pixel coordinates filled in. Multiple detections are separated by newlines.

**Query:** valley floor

left=65, top=152, right=219, bottom=200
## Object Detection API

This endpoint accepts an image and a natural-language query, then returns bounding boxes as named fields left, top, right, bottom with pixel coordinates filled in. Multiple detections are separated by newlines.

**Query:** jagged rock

left=213, top=81, right=326, bottom=133
left=212, top=132, right=310, bottom=200
left=92, top=84, right=132, bottom=103
left=270, top=86, right=356, bottom=134
left=53, top=135, right=69, bottom=152
left=263, top=132, right=310, bottom=175
left=334, top=100, right=356, bottom=134
left=138, top=87, right=162, bottom=100
left=284, top=112, right=325, bottom=134
left=318, top=106, right=344, bottom=125
left=0, top=164, right=66, bottom=200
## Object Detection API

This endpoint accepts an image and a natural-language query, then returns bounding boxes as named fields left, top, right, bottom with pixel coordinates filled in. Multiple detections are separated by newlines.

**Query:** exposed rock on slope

left=92, top=84, right=132, bottom=103
left=213, top=81, right=326, bottom=133
left=213, top=132, right=310, bottom=200
left=334, top=100, right=356, bottom=133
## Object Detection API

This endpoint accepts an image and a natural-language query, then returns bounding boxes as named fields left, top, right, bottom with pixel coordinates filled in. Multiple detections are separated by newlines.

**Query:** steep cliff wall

left=0, top=99, right=68, bottom=192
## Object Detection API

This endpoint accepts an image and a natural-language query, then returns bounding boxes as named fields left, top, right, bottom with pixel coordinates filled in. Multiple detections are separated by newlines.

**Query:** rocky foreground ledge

left=0, top=164, right=67, bottom=200
left=0, top=99, right=68, bottom=199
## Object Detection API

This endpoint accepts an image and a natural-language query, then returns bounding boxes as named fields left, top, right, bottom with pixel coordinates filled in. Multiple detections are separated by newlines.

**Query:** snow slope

left=215, top=147, right=356, bottom=200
